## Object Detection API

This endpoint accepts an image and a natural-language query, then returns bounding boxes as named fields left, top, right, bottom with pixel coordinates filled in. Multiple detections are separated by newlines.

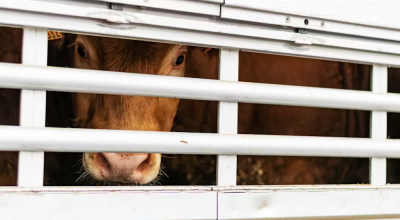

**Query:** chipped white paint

left=106, top=14, right=129, bottom=23
left=370, top=65, right=388, bottom=185
left=18, top=27, right=47, bottom=187
left=294, top=35, right=312, bottom=45
left=1, top=1, right=400, bottom=66
left=217, top=49, right=239, bottom=186
left=2, top=63, right=400, bottom=112
left=0, top=187, right=217, bottom=220
left=218, top=186, right=400, bottom=219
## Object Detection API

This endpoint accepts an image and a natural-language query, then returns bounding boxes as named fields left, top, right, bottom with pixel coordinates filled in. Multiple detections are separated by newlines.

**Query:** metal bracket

left=110, top=3, right=123, bottom=11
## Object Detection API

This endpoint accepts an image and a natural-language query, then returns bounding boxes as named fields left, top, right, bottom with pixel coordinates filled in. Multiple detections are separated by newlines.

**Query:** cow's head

left=49, top=33, right=187, bottom=185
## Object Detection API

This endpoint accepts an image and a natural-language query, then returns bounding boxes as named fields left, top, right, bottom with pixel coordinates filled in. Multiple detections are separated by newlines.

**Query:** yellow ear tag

left=48, top=31, right=63, bottom=40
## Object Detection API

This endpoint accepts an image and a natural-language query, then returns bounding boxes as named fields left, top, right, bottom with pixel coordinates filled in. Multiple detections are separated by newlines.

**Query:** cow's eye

left=77, top=45, right=87, bottom=59
left=174, top=54, right=185, bottom=66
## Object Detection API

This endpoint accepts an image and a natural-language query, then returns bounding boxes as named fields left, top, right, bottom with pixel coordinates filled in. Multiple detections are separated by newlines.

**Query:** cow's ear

left=47, top=32, right=77, bottom=67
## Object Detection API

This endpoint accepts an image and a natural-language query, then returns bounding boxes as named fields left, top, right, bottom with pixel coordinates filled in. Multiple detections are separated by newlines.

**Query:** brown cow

left=1, top=26, right=399, bottom=186
left=0, top=26, right=188, bottom=185
left=167, top=50, right=400, bottom=185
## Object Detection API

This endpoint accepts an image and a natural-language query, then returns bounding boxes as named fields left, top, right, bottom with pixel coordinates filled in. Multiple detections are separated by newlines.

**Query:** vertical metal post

left=217, top=49, right=239, bottom=186
left=369, top=65, right=387, bottom=185
left=18, top=28, right=47, bottom=187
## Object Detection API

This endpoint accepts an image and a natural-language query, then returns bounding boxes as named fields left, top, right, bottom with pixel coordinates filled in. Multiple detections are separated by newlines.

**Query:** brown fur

left=66, top=36, right=180, bottom=132
left=0, top=27, right=22, bottom=186
left=165, top=50, right=397, bottom=185
left=236, top=52, right=371, bottom=184
left=1, top=26, right=399, bottom=186
left=57, top=34, right=188, bottom=184
left=0, top=27, right=186, bottom=185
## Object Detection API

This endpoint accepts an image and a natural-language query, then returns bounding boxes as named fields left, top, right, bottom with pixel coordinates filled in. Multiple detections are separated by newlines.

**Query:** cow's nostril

left=94, top=153, right=111, bottom=171
left=85, top=153, right=161, bottom=184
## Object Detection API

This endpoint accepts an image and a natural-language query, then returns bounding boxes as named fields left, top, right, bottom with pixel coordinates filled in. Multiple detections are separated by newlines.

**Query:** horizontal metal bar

left=1, top=186, right=399, bottom=219
left=219, top=187, right=400, bottom=219
left=214, top=184, right=400, bottom=191
left=95, top=0, right=221, bottom=16
left=190, top=0, right=224, bottom=3
left=0, top=187, right=217, bottom=220
left=303, top=29, right=400, bottom=56
left=35, top=0, right=110, bottom=9
left=221, top=5, right=400, bottom=43
left=224, top=0, right=400, bottom=30
left=0, top=186, right=213, bottom=192
left=1, top=0, right=400, bottom=66
left=1, top=185, right=400, bottom=192
left=224, top=0, right=400, bottom=39
left=1, top=63, right=400, bottom=112
left=13, top=0, right=400, bottom=56
left=1, top=126, right=400, bottom=158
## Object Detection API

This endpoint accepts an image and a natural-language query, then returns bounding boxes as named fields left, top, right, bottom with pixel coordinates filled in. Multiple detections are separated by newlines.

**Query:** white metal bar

left=2, top=186, right=399, bottom=220
left=370, top=157, right=387, bottom=185
left=212, top=184, right=400, bottom=191
left=2, top=126, right=400, bottom=158
left=223, top=0, right=400, bottom=41
left=190, top=0, right=223, bottom=3
left=1, top=1, right=400, bottom=66
left=370, top=65, right=388, bottom=186
left=225, top=0, right=400, bottom=30
left=2, top=63, right=400, bottom=112
left=303, top=29, right=400, bottom=55
left=217, top=49, right=238, bottom=186
left=34, top=0, right=109, bottom=8
left=218, top=188, right=400, bottom=219
left=9, top=0, right=400, bottom=56
left=96, top=0, right=221, bottom=16
left=2, top=184, right=400, bottom=192
left=0, top=186, right=213, bottom=192
left=18, top=28, right=47, bottom=187
left=0, top=188, right=217, bottom=220
left=1, top=185, right=400, bottom=220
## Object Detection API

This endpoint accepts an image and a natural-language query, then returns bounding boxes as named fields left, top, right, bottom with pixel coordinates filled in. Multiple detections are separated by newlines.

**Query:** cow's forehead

left=98, top=37, right=174, bottom=74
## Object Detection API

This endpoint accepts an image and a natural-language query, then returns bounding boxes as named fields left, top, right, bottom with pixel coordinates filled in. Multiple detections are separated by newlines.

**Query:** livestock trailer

left=0, top=0, right=400, bottom=219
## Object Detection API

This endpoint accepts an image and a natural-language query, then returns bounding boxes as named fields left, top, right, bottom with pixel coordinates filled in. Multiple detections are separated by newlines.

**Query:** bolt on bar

left=18, top=28, right=47, bottom=187
left=222, top=0, right=400, bottom=42
left=370, top=65, right=388, bottom=185
left=217, top=49, right=239, bottom=186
